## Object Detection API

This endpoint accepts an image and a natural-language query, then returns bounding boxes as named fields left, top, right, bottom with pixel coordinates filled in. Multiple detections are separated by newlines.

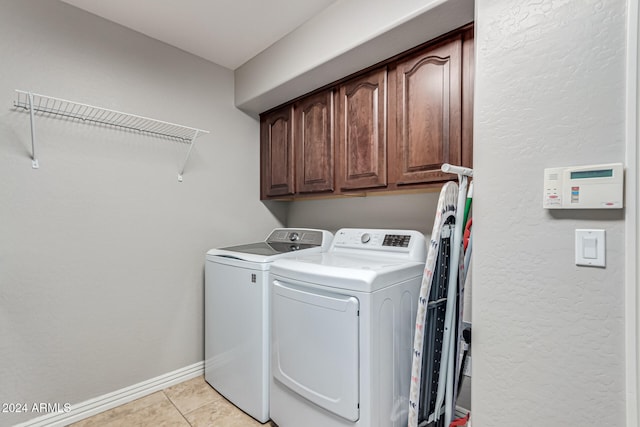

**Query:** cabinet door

left=337, top=69, right=387, bottom=191
left=394, top=36, right=462, bottom=185
left=461, top=28, right=474, bottom=169
left=260, top=106, right=294, bottom=198
left=294, top=91, right=334, bottom=194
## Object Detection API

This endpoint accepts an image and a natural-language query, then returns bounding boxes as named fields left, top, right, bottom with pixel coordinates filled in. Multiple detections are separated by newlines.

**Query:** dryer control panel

left=382, top=234, right=412, bottom=248
left=331, top=228, right=426, bottom=261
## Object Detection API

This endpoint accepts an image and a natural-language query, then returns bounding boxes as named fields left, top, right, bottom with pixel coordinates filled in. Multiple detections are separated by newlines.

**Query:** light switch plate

left=575, top=229, right=605, bottom=267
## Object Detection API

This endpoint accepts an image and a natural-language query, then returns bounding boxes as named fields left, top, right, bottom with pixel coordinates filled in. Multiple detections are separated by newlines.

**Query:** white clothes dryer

left=204, top=228, right=333, bottom=423
left=269, top=228, right=427, bottom=427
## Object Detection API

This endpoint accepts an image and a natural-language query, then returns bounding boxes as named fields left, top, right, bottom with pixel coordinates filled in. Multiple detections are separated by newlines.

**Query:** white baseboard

left=15, top=361, right=204, bottom=427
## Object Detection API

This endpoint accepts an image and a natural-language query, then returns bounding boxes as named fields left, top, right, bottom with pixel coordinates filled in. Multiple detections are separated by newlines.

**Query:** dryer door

left=272, top=278, right=360, bottom=422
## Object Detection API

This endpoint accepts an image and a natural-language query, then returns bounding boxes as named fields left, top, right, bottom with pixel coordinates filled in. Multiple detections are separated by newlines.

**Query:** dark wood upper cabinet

left=337, top=68, right=387, bottom=191
left=461, top=27, right=474, bottom=169
left=259, top=24, right=473, bottom=200
left=294, top=91, right=334, bottom=194
left=393, top=35, right=462, bottom=185
left=260, top=105, right=294, bottom=198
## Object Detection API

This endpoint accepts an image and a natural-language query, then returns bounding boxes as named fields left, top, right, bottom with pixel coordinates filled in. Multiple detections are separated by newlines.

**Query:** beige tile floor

left=70, top=376, right=276, bottom=427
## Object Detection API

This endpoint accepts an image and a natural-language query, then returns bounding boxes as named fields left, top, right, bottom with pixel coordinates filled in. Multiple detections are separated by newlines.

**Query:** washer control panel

left=267, top=229, right=325, bottom=245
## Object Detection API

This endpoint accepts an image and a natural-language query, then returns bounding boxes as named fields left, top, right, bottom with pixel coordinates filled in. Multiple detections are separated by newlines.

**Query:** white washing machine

left=269, top=228, right=427, bottom=427
left=204, top=228, right=333, bottom=423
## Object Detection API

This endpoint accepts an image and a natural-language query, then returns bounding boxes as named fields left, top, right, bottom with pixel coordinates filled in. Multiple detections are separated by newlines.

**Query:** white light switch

left=583, top=236, right=597, bottom=259
left=575, top=229, right=605, bottom=267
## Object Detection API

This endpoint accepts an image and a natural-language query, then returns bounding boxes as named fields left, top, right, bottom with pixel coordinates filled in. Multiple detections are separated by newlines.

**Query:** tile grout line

left=166, top=379, right=227, bottom=419
left=71, top=392, right=173, bottom=427
left=162, top=390, right=193, bottom=426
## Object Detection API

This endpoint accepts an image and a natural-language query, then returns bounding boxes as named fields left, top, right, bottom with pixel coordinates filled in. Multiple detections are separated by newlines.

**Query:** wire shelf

left=12, top=89, right=210, bottom=181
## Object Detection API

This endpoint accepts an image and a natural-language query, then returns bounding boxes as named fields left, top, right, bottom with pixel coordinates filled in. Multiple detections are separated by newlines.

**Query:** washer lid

left=219, top=241, right=318, bottom=256
left=206, top=228, right=334, bottom=264
left=270, top=253, right=425, bottom=293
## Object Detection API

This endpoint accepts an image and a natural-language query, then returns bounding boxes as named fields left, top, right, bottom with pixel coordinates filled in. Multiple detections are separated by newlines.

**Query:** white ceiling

left=60, top=0, right=338, bottom=70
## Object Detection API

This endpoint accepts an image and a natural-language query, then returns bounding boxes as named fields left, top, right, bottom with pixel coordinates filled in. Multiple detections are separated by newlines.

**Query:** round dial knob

left=361, top=233, right=371, bottom=244
left=289, top=232, right=300, bottom=242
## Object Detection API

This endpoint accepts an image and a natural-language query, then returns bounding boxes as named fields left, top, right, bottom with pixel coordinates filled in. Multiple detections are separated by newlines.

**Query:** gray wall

left=0, top=2, right=284, bottom=426
left=287, top=192, right=440, bottom=236
left=473, top=0, right=627, bottom=425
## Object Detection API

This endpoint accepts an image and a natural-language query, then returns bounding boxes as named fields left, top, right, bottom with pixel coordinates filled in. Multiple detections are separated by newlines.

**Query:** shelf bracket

left=178, top=130, right=200, bottom=182
left=27, top=92, right=39, bottom=169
